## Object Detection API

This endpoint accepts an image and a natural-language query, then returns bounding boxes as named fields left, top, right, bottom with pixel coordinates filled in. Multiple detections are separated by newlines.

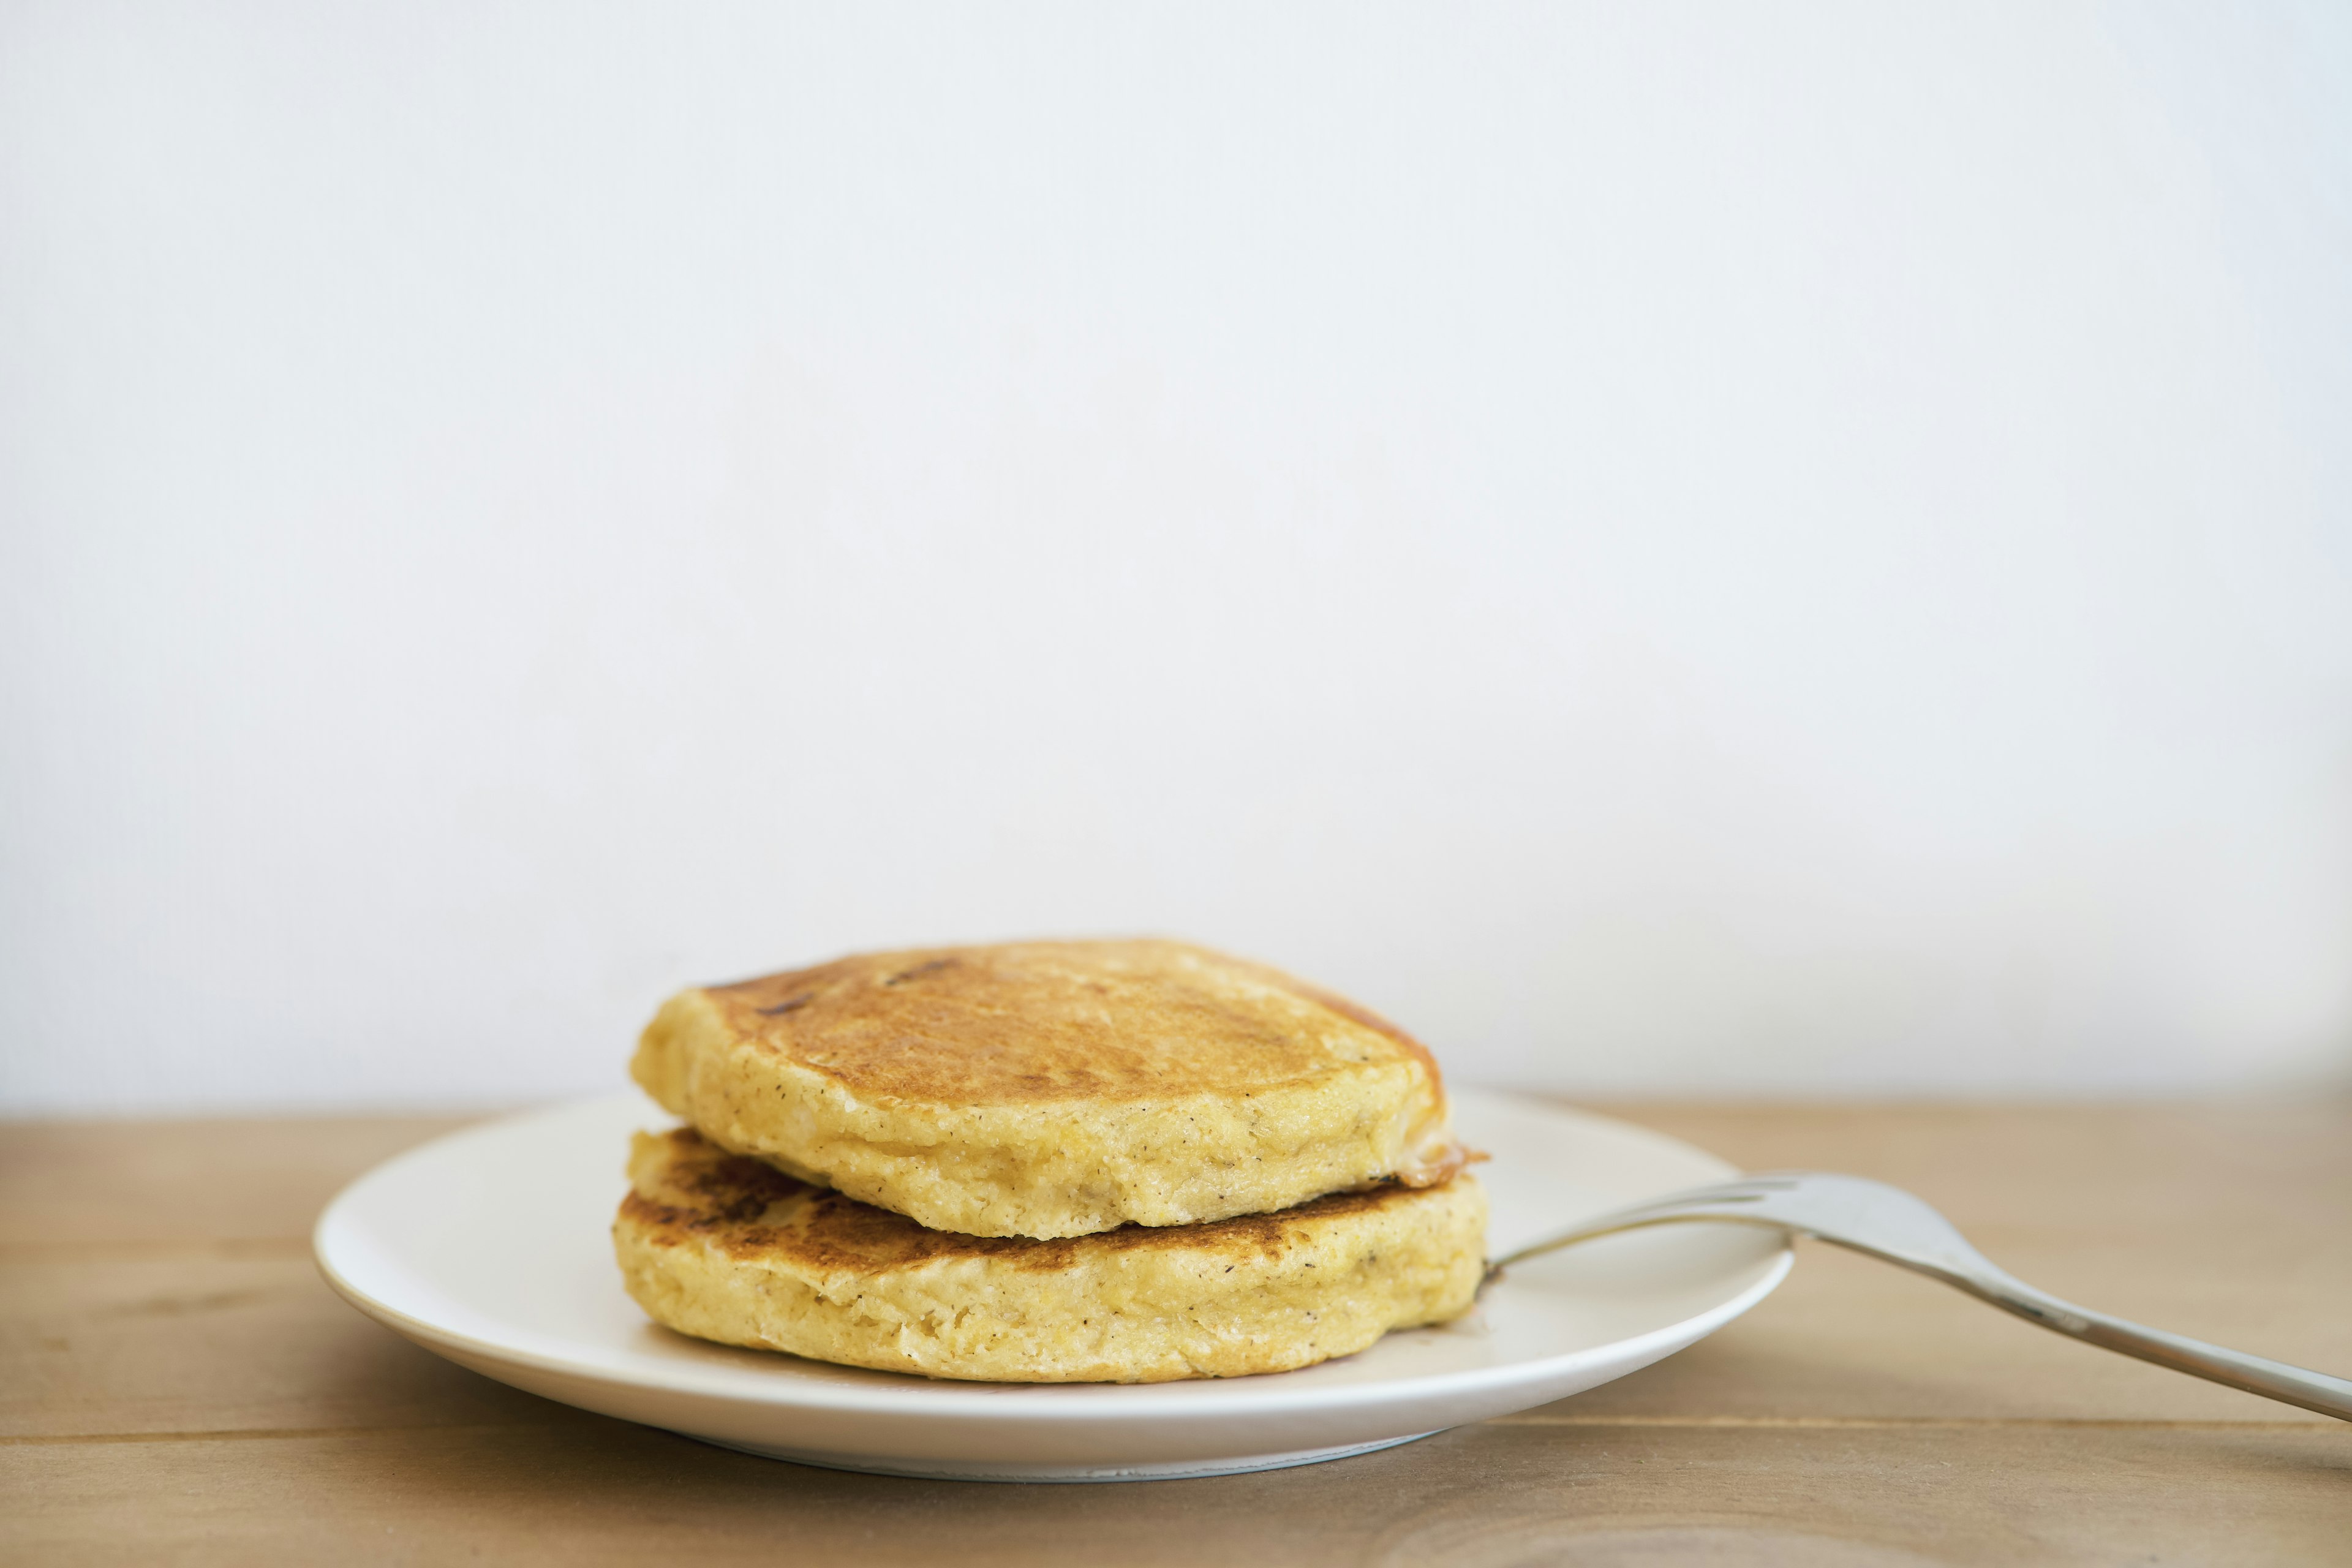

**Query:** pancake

left=630, top=939, right=1462, bottom=1239
left=614, top=1126, right=1488, bottom=1383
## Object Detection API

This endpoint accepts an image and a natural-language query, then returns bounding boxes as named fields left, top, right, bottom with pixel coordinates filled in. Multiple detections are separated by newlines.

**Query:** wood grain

left=4, top=1101, right=2348, bottom=1564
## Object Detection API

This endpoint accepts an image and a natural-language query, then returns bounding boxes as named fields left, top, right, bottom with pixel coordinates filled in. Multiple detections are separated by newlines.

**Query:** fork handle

left=1843, top=1243, right=2352, bottom=1423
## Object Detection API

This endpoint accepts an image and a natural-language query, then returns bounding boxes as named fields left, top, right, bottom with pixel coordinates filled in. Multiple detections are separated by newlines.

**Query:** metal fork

left=1490, top=1171, right=2352, bottom=1422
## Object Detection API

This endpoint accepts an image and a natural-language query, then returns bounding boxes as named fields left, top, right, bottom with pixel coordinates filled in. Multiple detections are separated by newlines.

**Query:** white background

left=6, top=2, right=2350, bottom=1114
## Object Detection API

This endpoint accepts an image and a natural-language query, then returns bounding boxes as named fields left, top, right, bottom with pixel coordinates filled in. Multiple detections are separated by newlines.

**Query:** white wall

left=5, top=2, right=2350, bottom=1114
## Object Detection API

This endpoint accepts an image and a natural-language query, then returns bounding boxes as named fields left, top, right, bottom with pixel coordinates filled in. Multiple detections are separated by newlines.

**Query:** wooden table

left=5, top=1102, right=2348, bottom=1564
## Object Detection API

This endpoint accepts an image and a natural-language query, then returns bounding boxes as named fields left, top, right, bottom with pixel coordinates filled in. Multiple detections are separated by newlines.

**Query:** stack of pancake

left=613, top=939, right=1488, bottom=1383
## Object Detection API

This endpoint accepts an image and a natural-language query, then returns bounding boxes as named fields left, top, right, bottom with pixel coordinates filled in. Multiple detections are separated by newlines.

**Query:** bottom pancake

left=614, top=1128, right=1488, bottom=1384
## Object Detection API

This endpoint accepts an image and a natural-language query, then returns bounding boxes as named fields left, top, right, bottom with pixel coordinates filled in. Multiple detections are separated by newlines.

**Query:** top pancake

left=630, top=938, right=1458, bottom=1238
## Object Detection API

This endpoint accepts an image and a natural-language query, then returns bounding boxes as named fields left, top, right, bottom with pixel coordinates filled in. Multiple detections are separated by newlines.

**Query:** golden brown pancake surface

left=630, top=939, right=1458, bottom=1238
left=700, top=939, right=1439, bottom=1102
left=614, top=1126, right=1488, bottom=1383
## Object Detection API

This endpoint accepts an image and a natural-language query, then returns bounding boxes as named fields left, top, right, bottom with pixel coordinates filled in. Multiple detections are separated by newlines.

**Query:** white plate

left=315, top=1088, right=1789, bottom=1482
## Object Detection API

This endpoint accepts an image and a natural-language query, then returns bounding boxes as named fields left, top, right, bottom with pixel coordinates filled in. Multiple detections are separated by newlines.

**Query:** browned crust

left=622, top=1127, right=1443, bottom=1275
left=696, top=938, right=1442, bottom=1107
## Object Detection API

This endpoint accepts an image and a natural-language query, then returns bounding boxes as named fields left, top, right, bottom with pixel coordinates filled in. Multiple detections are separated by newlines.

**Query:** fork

left=1489, top=1171, right=2352, bottom=1422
